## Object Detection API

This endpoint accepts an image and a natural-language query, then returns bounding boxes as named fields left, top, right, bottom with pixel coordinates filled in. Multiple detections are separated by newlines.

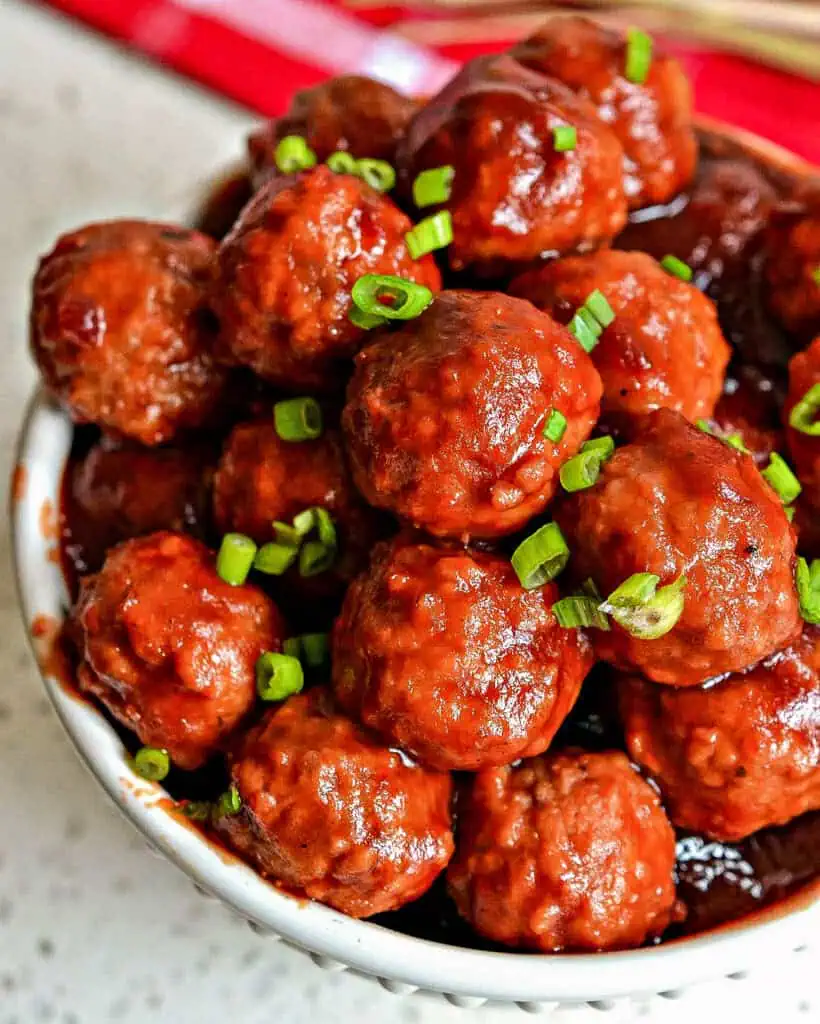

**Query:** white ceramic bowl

left=11, top=122, right=820, bottom=1012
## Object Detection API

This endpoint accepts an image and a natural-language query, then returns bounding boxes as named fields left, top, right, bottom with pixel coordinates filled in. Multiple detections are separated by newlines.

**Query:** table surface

left=0, top=2, right=817, bottom=1021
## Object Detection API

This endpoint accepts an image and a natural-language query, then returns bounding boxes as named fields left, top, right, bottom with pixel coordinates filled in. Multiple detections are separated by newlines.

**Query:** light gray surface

left=0, top=2, right=817, bottom=1021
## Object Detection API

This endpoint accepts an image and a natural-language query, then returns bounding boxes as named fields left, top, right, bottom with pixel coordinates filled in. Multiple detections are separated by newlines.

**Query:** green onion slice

left=625, top=27, right=653, bottom=84
left=351, top=274, right=433, bottom=321
left=552, top=596, right=610, bottom=630
left=312, top=507, right=337, bottom=549
left=789, top=382, right=820, bottom=436
left=412, top=165, right=455, bottom=207
left=553, top=125, right=577, bottom=152
left=786, top=505, right=796, bottom=523
left=274, top=135, right=317, bottom=174
left=796, top=557, right=820, bottom=624
left=327, top=151, right=358, bottom=174
left=762, top=452, right=802, bottom=505
left=349, top=305, right=388, bottom=330
left=601, top=573, right=686, bottom=640
left=585, top=289, right=615, bottom=328
left=544, top=408, right=568, bottom=443
left=560, top=450, right=603, bottom=492
left=183, top=801, right=212, bottom=822
left=133, top=746, right=170, bottom=782
left=254, top=542, right=298, bottom=576
left=581, top=435, right=615, bottom=462
left=273, top=521, right=302, bottom=546
left=273, top=397, right=323, bottom=442
left=511, top=522, right=570, bottom=590
left=216, top=533, right=257, bottom=586
left=216, top=784, right=241, bottom=817
left=724, top=433, right=748, bottom=453
left=405, top=210, right=453, bottom=260
left=292, top=508, right=317, bottom=537
left=568, top=310, right=599, bottom=353
left=299, top=540, right=336, bottom=577
left=300, top=632, right=330, bottom=668
left=356, top=158, right=396, bottom=192
left=256, top=651, right=304, bottom=702
left=812, top=266, right=820, bottom=286
left=660, top=254, right=693, bottom=282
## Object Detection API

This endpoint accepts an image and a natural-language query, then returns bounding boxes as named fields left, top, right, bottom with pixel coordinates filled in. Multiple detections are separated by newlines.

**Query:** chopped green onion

left=326, top=151, right=358, bottom=175
left=568, top=310, right=600, bottom=353
left=552, top=125, right=577, bottom=152
left=256, top=651, right=304, bottom=702
left=299, top=540, right=335, bottom=577
left=660, top=254, right=693, bottom=282
left=356, top=158, right=396, bottom=192
left=273, top=397, right=323, bottom=442
left=274, top=135, right=317, bottom=174
left=412, top=165, right=455, bottom=207
left=349, top=305, right=388, bottom=330
left=552, top=596, right=610, bottom=630
left=183, top=801, right=212, bottom=822
left=511, top=522, right=570, bottom=590
left=581, top=435, right=615, bottom=462
left=133, top=746, right=170, bottom=782
left=405, top=210, right=453, bottom=260
left=789, top=382, right=820, bottom=436
left=216, top=784, right=241, bottom=817
left=762, top=453, right=802, bottom=505
left=724, top=433, right=748, bottom=453
left=625, top=27, right=653, bottom=84
left=560, top=450, right=603, bottom=492
left=785, top=505, right=796, bottom=523
left=580, top=578, right=603, bottom=600
left=273, top=521, right=302, bottom=547
left=292, top=508, right=317, bottom=537
left=351, top=274, right=433, bottom=321
left=601, top=573, right=686, bottom=639
left=695, top=418, right=713, bottom=435
left=544, top=408, right=567, bottom=443
left=585, top=289, right=615, bottom=328
left=216, top=533, right=257, bottom=586
left=300, top=632, right=330, bottom=668
left=254, top=542, right=298, bottom=575
left=312, top=507, right=337, bottom=549
left=283, top=637, right=302, bottom=659
left=579, top=306, right=603, bottom=340
left=812, top=266, right=820, bottom=286
left=796, top=557, right=820, bottom=624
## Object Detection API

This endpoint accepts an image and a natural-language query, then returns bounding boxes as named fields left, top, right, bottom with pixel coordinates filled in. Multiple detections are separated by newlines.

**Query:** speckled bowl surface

left=10, top=120, right=820, bottom=1012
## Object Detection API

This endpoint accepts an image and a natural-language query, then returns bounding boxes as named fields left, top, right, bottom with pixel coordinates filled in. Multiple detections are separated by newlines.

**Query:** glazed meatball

left=555, top=409, right=801, bottom=686
left=66, top=437, right=213, bottom=575
left=785, top=336, right=820, bottom=507
left=332, top=540, right=594, bottom=771
left=765, top=205, right=820, bottom=341
left=31, top=221, right=227, bottom=445
left=620, top=627, right=820, bottom=841
left=75, top=532, right=284, bottom=769
left=216, top=690, right=454, bottom=917
left=510, top=250, right=730, bottom=429
left=397, top=55, right=626, bottom=272
left=447, top=750, right=677, bottom=951
left=343, top=290, right=602, bottom=539
left=212, top=419, right=383, bottom=596
left=248, top=75, right=418, bottom=188
left=511, top=16, right=696, bottom=208
left=213, top=166, right=440, bottom=391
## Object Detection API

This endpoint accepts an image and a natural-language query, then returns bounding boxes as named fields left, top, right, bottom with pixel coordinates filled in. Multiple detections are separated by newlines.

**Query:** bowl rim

left=10, top=117, right=820, bottom=1005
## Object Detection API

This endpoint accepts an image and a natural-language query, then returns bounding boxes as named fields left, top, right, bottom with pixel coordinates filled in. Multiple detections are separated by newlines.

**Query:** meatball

left=248, top=75, right=418, bottom=188
left=765, top=205, right=820, bottom=341
left=212, top=419, right=383, bottom=597
left=66, top=437, right=213, bottom=575
left=31, top=221, right=226, bottom=445
left=511, top=15, right=696, bottom=208
left=555, top=409, right=801, bottom=686
left=620, top=627, right=820, bottom=841
left=397, top=54, right=626, bottom=272
left=785, top=336, right=820, bottom=507
left=343, top=290, right=603, bottom=539
left=213, top=166, right=440, bottom=391
left=447, top=750, right=677, bottom=951
left=331, top=540, right=593, bottom=771
left=216, top=690, right=454, bottom=917
left=510, top=250, right=730, bottom=429
left=75, top=532, right=284, bottom=769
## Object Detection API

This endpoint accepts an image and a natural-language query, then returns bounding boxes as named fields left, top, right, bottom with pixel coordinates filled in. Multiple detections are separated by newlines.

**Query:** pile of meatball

left=30, top=15, right=820, bottom=954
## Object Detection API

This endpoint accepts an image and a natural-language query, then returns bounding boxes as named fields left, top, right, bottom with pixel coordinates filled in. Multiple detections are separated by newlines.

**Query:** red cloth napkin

left=43, top=0, right=820, bottom=165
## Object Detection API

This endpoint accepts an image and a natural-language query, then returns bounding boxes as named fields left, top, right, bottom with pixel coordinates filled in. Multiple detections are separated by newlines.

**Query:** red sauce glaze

left=30, top=614, right=80, bottom=699
left=332, top=539, right=594, bottom=771
left=30, top=221, right=228, bottom=446
left=343, top=290, right=602, bottom=539
left=397, top=54, right=626, bottom=273
left=216, top=689, right=454, bottom=918
left=765, top=205, right=820, bottom=342
left=620, top=626, right=820, bottom=842
left=510, top=249, right=730, bottom=432
left=447, top=750, right=678, bottom=951
left=709, top=364, right=784, bottom=468
left=11, top=463, right=27, bottom=504
left=785, top=335, right=820, bottom=508
left=510, top=15, right=697, bottom=209
left=556, top=409, right=801, bottom=686
left=74, top=531, right=285, bottom=770
left=213, top=166, right=441, bottom=392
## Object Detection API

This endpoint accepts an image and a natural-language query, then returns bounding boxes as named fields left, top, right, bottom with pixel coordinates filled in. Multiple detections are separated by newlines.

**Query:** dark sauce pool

left=53, top=127, right=820, bottom=952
